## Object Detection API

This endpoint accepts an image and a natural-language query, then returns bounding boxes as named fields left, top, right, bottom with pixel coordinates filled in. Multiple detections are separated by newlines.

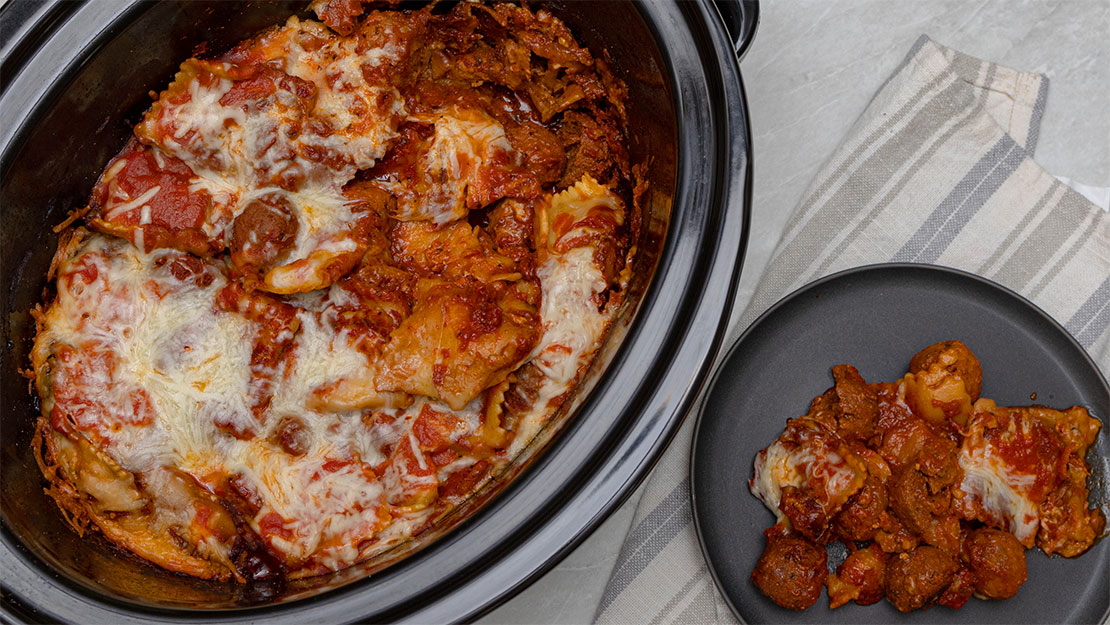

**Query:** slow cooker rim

left=0, top=1, right=754, bottom=622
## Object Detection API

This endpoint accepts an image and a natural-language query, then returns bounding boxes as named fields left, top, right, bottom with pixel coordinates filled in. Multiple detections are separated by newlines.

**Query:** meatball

left=963, top=528, right=1027, bottom=599
left=751, top=525, right=828, bottom=610
left=874, top=513, right=919, bottom=554
left=937, top=567, right=976, bottom=609
left=229, top=195, right=298, bottom=275
left=833, top=477, right=887, bottom=542
left=915, top=432, right=960, bottom=490
left=889, top=468, right=961, bottom=553
left=831, top=364, right=878, bottom=440
left=805, top=387, right=840, bottom=432
left=873, top=389, right=960, bottom=481
left=779, top=486, right=831, bottom=543
left=828, top=543, right=887, bottom=608
left=889, top=468, right=931, bottom=533
left=885, top=545, right=959, bottom=612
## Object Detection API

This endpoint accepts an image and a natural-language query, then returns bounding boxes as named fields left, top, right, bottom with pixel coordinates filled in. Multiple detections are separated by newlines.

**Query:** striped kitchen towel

left=595, top=36, right=1109, bottom=624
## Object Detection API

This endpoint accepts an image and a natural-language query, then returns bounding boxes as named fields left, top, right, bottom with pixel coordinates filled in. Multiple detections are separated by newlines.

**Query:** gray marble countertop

left=481, top=1, right=1109, bottom=623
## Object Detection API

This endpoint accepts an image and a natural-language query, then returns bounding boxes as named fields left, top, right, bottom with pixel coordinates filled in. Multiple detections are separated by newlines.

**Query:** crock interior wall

left=0, top=0, right=676, bottom=609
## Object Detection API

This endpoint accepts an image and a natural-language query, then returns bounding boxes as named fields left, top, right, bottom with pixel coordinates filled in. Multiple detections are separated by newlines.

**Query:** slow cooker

left=0, top=1, right=757, bottom=621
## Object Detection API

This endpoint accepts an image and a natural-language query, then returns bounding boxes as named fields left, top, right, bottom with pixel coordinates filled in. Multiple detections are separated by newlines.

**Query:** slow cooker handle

left=710, top=0, right=759, bottom=61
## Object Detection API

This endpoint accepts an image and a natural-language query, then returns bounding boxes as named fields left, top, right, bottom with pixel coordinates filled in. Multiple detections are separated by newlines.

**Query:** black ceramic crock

left=0, top=1, right=757, bottom=622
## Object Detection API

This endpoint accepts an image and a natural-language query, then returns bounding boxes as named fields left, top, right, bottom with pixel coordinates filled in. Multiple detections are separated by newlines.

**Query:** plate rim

left=689, top=261, right=1110, bottom=625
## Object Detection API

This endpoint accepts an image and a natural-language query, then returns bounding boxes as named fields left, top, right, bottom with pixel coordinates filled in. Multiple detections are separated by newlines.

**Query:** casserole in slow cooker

left=30, top=0, right=639, bottom=584
left=0, top=0, right=755, bottom=621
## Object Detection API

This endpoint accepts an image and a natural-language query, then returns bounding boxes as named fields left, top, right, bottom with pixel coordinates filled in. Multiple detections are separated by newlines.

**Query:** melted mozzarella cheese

left=269, top=310, right=373, bottom=418
left=40, top=235, right=400, bottom=569
left=141, top=304, right=255, bottom=472
left=389, top=109, right=516, bottom=224
left=749, top=432, right=864, bottom=524
left=168, top=73, right=237, bottom=144
left=508, top=250, right=606, bottom=457
left=749, top=441, right=806, bottom=520
left=956, top=441, right=1041, bottom=544
left=43, top=236, right=254, bottom=476
left=144, top=17, right=408, bottom=290
left=507, top=177, right=621, bottom=455
left=530, top=248, right=608, bottom=385
left=103, top=186, right=161, bottom=221
left=225, top=439, right=386, bottom=564
left=279, top=17, right=406, bottom=171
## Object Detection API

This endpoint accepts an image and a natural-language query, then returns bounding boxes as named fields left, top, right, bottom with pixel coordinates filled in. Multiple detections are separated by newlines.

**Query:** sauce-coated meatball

left=963, top=528, right=1028, bottom=599
left=885, top=545, right=958, bottom=612
left=833, top=477, right=887, bottom=542
left=889, top=468, right=961, bottom=553
left=831, top=364, right=878, bottom=440
left=937, top=567, right=976, bottom=609
left=828, top=543, right=887, bottom=608
left=751, top=525, right=828, bottom=610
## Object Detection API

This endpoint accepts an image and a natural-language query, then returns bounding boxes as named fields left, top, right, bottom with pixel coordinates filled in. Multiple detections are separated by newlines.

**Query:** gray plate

left=691, top=263, right=1110, bottom=624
